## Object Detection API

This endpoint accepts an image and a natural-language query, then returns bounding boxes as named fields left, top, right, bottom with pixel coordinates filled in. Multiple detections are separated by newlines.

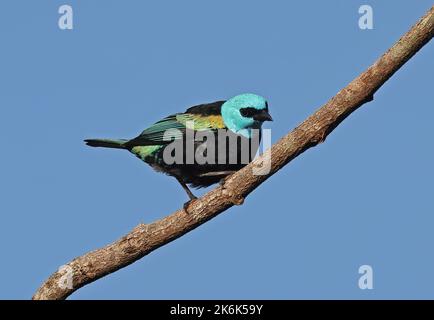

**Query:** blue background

left=0, top=1, right=433, bottom=299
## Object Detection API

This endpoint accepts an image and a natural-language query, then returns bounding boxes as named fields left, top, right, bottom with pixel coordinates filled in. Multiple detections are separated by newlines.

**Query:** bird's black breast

left=150, top=129, right=261, bottom=188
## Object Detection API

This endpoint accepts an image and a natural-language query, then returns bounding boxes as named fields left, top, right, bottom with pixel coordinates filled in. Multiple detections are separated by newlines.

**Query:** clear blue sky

left=0, top=1, right=433, bottom=299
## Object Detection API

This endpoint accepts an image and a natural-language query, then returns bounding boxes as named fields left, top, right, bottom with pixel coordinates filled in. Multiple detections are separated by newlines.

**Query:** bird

left=85, top=93, right=272, bottom=205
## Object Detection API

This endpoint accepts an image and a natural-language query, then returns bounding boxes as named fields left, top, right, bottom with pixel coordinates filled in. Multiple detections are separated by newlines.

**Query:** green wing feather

left=126, top=113, right=226, bottom=147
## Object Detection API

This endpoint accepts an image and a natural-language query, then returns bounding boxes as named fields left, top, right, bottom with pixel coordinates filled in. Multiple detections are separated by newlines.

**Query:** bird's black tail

left=84, top=138, right=128, bottom=149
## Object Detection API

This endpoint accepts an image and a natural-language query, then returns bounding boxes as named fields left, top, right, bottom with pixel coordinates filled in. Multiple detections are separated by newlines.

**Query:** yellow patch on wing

left=177, top=114, right=225, bottom=130
left=200, top=115, right=225, bottom=129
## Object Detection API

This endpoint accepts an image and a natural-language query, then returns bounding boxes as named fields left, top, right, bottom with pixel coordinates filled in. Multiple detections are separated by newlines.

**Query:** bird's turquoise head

left=221, top=93, right=272, bottom=138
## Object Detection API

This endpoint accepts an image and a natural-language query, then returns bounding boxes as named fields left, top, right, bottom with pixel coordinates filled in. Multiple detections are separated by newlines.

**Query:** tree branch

left=33, top=6, right=434, bottom=300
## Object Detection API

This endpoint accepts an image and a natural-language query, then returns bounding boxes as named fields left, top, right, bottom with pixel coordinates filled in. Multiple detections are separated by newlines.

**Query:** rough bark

left=33, top=6, right=434, bottom=300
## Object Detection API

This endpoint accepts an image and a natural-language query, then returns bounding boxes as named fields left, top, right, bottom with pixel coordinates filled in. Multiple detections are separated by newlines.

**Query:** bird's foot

left=183, top=196, right=198, bottom=213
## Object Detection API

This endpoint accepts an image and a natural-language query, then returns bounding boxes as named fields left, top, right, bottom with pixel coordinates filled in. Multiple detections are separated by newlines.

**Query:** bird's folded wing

left=125, top=113, right=226, bottom=147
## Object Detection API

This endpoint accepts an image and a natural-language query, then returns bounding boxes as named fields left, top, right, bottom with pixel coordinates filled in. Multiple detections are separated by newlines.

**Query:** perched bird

left=85, top=93, right=272, bottom=204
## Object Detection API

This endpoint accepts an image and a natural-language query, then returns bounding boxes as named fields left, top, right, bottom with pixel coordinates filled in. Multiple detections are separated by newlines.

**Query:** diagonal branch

left=33, top=6, right=434, bottom=300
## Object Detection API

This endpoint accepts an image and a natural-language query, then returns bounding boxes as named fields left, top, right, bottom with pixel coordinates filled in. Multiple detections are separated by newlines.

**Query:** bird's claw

left=183, top=196, right=197, bottom=213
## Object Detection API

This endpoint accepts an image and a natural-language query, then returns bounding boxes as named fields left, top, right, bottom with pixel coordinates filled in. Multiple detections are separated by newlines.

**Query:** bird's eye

left=240, top=107, right=258, bottom=118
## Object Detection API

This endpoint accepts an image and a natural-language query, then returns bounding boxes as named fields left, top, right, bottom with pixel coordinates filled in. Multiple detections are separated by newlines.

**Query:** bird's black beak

left=253, top=109, right=273, bottom=122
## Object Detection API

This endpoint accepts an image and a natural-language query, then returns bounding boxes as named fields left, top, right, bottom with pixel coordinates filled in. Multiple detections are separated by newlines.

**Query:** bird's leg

left=175, top=177, right=197, bottom=212
left=176, top=177, right=197, bottom=200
